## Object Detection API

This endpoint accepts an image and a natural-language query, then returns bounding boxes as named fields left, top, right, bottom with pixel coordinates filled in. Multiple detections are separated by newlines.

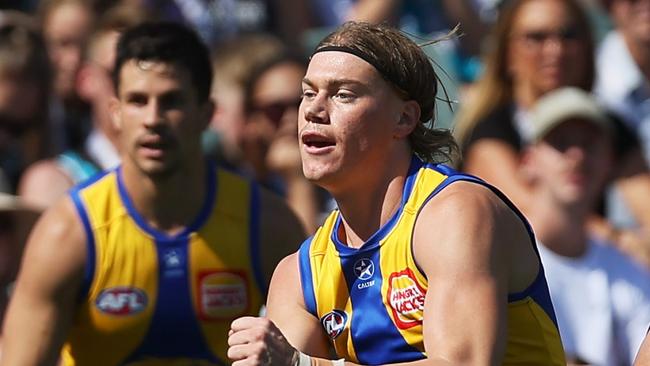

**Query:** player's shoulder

left=415, top=179, right=527, bottom=252
left=424, top=180, right=508, bottom=220
left=19, top=195, right=87, bottom=283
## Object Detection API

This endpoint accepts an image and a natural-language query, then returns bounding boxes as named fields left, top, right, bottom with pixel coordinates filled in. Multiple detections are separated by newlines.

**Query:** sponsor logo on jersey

left=321, top=309, right=348, bottom=339
left=387, top=268, right=426, bottom=329
left=198, top=270, right=249, bottom=320
left=95, top=287, right=148, bottom=315
left=353, top=258, right=374, bottom=280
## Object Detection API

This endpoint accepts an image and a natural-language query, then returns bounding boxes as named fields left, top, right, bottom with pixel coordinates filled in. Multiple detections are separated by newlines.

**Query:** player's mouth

left=138, top=136, right=171, bottom=159
left=301, top=131, right=335, bottom=154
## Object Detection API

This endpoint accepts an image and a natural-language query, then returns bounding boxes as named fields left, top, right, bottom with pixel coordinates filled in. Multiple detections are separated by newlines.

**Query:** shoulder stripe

left=298, top=237, right=317, bottom=316
left=69, top=186, right=96, bottom=301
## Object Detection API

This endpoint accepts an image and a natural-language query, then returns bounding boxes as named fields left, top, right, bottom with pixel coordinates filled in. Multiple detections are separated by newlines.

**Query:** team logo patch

left=321, top=310, right=348, bottom=339
left=353, top=258, right=374, bottom=280
left=387, top=268, right=426, bottom=329
left=197, top=270, right=249, bottom=320
left=95, top=287, right=148, bottom=315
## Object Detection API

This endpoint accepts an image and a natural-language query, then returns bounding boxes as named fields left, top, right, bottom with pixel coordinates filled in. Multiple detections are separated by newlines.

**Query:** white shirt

left=595, top=31, right=650, bottom=229
left=85, top=129, right=120, bottom=170
left=538, top=238, right=650, bottom=365
left=595, top=31, right=650, bottom=162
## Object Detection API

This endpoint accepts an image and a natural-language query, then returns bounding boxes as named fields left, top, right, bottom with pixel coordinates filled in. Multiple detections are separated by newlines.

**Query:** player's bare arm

left=1, top=197, right=86, bottom=366
left=413, top=181, right=538, bottom=364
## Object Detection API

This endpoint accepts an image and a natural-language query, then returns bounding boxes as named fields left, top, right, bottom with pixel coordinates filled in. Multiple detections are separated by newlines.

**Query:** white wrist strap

left=297, top=351, right=311, bottom=366
left=296, top=351, right=345, bottom=366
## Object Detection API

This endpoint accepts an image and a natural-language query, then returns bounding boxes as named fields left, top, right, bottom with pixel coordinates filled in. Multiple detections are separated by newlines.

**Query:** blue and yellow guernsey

left=63, top=163, right=265, bottom=365
left=299, top=157, right=566, bottom=365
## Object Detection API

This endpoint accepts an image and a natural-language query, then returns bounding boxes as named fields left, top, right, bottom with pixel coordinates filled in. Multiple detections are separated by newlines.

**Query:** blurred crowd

left=1, top=0, right=650, bottom=364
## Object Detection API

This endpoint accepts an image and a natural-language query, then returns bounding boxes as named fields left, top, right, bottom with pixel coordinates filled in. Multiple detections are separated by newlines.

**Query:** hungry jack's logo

left=197, top=270, right=249, bottom=320
left=387, top=268, right=426, bottom=329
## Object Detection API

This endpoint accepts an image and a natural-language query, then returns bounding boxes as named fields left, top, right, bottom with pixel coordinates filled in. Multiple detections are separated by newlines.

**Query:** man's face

left=526, top=119, right=613, bottom=206
left=298, top=51, right=408, bottom=191
left=112, top=60, right=211, bottom=178
left=43, top=2, right=93, bottom=100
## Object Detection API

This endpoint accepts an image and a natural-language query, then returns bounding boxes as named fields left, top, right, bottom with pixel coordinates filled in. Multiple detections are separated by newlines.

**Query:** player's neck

left=121, top=158, right=207, bottom=235
left=334, top=152, right=411, bottom=248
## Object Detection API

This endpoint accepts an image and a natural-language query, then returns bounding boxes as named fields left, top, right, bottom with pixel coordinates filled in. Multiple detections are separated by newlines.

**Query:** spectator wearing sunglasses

left=453, top=0, right=650, bottom=260
left=240, top=51, right=325, bottom=232
left=454, top=0, right=595, bottom=212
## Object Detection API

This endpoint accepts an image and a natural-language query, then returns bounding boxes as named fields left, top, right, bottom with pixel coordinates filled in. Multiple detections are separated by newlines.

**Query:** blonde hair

left=453, top=0, right=595, bottom=147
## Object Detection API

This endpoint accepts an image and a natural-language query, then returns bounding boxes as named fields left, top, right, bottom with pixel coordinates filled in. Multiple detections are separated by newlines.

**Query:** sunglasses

left=251, top=97, right=302, bottom=126
left=515, top=27, right=581, bottom=46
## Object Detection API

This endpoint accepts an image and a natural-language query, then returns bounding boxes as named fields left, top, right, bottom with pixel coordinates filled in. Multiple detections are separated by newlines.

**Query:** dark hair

left=315, top=22, right=458, bottom=164
left=112, top=21, right=212, bottom=103
left=0, top=11, right=52, bottom=142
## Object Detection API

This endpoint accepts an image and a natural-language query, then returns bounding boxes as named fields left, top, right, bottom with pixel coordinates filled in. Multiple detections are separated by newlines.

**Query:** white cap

left=530, top=87, right=611, bottom=142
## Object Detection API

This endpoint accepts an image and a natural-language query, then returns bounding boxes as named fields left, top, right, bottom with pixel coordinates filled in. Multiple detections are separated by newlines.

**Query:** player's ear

left=394, top=100, right=419, bottom=139
left=109, top=97, right=122, bottom=132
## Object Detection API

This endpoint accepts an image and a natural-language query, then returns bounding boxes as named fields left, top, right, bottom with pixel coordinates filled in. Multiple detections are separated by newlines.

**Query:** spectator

left=0, top=11, right=52, bottom=192
left=522, top=87, right=650, bottom=365
left=240, top=51, right=324, bottom=231
left=453, top=0, right=650, bottom=253
left=308, top=0, right=490, bottom=83
left=206, top=33, right=285, bottom=167
left=595, top=0, right=650, bottom=230
left=38, top=0, right=95, bottom=152
left=18, top=4, right=150, bottom=209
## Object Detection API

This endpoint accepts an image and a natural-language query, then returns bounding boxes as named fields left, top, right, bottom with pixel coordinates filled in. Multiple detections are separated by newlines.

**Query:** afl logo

left=95, top=287, right=148, bottom=315
left=353, top=258, right=374, bottom=280
left=321, top=310, right=348, bottom=339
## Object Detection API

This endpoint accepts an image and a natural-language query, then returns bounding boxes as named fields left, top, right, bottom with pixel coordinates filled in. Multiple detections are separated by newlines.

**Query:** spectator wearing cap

left=521, top=87, right=650, bottom=366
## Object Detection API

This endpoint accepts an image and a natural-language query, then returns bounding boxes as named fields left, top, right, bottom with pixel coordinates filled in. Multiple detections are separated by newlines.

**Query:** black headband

left=311, top=45, right=408, bottom=98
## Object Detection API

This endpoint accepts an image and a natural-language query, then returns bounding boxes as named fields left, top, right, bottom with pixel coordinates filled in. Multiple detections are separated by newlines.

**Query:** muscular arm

left=0, top=197, right=86, bottom=366
left=412, top=182, right=537, bottom=364
left=231, top=183, right=537, bottom=365
left=635, top=332, right=650, bottom=366
left=230, top=254, right=439, bottom=365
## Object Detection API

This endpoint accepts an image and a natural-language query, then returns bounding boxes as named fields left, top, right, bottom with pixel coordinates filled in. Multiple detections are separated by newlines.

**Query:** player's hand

left=228, top=316, right=298, bottom=366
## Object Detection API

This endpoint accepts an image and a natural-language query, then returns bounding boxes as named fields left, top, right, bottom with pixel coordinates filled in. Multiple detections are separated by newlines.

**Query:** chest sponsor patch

left=387, top=268, right=426, bottom=329
left=320, top=309, right=348, bottom=339
left=197, top=270, right=249, bottom=320
left=95, top=287, right=148, bottom=315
